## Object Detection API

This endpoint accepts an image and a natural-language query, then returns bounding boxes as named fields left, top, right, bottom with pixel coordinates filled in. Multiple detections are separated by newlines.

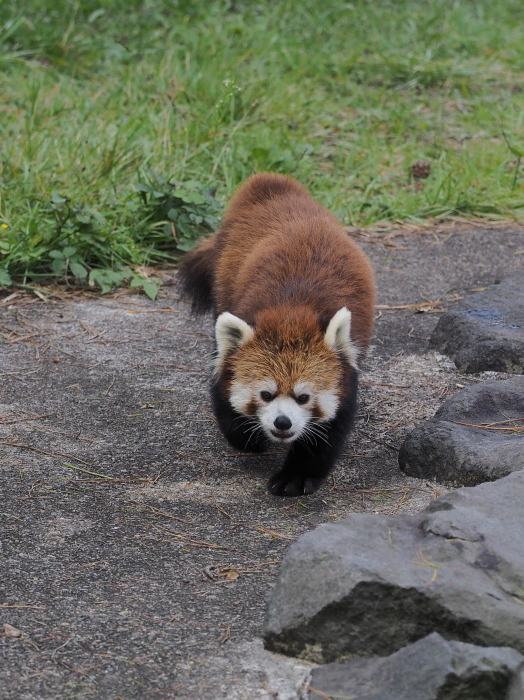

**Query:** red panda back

left=224, top=172, right=311, bottom=212
left=214, top=173, right=375, bottom=360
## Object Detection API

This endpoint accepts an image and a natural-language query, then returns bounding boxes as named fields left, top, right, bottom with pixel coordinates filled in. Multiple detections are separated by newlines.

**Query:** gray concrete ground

left=1, top=222, right=523, bottom=699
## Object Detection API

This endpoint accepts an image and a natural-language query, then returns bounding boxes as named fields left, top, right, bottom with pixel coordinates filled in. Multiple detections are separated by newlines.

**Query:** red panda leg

left=268, top=370, right=358, bottom=497
left=267, top=421, right=345, bottom=496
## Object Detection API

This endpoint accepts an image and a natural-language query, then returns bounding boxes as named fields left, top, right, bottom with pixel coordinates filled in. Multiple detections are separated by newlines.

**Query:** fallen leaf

left=217, top=567, right=240, bottom=581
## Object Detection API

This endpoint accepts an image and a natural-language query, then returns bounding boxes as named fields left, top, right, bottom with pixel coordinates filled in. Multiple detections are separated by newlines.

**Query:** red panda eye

left=296, top=394, right=310, bottom=405
left=260, top=391, right=273, bottom=402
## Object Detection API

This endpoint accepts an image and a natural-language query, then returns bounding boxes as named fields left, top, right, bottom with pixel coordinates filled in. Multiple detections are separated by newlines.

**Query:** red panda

left=179, top=173, right=375, bottom=496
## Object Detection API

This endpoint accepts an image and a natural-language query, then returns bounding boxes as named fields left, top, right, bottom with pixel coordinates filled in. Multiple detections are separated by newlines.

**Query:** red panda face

left=228, top=376, right=340, bottom=445
left=215, top=306, right=356, bottom=445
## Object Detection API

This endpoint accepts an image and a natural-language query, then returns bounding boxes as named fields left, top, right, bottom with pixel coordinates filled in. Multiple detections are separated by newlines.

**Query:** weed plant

left=1, top=0, right=523, bottom=294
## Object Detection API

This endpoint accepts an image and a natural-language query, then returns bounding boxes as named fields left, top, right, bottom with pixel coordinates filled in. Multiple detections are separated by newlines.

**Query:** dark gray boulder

left=264, top=471, right=524, bottom=663
left=306, top=633, right=524, bottom=700
left=507, top=664, right=524, bottom=700
left=429, top=271, right=524, bottom=374
left=399, top=377, right=524, bottom=485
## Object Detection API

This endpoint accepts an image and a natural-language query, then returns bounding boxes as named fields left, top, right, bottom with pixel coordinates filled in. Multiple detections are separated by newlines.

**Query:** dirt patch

left=1, top=222, right=523, bottom=699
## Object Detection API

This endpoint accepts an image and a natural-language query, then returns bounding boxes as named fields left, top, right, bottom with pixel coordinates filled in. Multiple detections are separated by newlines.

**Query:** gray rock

left=399, top=377, right=524, bottom=485
left=264, top=472, right=524, bottom=663
left=306, top=633, right=524, bottom=700
left=508, top=664, right=524, bottom=700
left=429, top=271, right=524, bottom=374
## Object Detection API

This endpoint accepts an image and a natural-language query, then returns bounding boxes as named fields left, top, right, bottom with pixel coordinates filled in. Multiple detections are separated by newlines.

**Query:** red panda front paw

left=267, top=472, right=324, bottom=497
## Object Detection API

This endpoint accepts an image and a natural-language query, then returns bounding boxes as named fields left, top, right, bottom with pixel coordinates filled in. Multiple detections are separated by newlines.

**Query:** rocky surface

left=264, top=471, right=524, bottom=663
left=305, top=633, right=524, bottom=700
left=508, top=664, right=524, bottom=700
left=429, top=272, right=524, bottom=374
left=399, top=376, right=524, bottom=485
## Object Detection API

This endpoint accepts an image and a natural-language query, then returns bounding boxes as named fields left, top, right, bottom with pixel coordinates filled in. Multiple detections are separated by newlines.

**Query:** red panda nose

left=274, top=415, right=292, bottom=431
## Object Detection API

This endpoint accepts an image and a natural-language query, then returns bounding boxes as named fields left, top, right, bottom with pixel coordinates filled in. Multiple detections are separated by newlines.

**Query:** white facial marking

left=259, top=379, right=278, bottom=395
left=293, top=381, right=313, bottom=397
left=294, top=381, right=338, bottom=422
left=259, top=396, right=308, bottom=443
left=229, top=381, right=253, bottom=414
left=229, top=379, right=277, bottom=414
left=229, top=380, right=338, bottom=445
left=324, top=307, right=360, bottom=369
left=317, top=390, right=339, bottom=421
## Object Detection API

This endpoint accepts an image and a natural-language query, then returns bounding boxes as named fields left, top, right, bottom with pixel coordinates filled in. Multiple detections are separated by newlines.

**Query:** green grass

left=1, top=0, right=524, bottom=293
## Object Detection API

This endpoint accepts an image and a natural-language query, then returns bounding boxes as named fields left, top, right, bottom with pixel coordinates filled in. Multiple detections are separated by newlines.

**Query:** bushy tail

left=178, top=234, right=217, bottom=315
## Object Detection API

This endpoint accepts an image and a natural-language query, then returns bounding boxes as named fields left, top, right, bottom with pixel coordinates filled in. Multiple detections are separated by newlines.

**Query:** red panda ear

left=215, top=312, right=255, bottom=370
left=324, top=307, right=359, bottom=369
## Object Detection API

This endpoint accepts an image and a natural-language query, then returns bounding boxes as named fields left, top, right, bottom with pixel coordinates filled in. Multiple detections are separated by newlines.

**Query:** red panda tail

left=178, top=234, right=217, bottom=315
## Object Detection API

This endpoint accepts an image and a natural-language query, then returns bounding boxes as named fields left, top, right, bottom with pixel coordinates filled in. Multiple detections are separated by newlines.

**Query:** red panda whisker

left=303, top=432, right=318, bottom=449
left=237, top=416, right=259, bottom=431
left=303, top=430, right=318, bottom=447
left=298, top=427, right=316, bottom=448
left=308, top=423, right=330, bottom=438
left=297, top=435, right=316, bottom=456
left=242, top=421, right=265, bottom=450
left=303, top=423, right=332, bottom=448
left=231, top=414, right=253, bottom=425
left=232, top=415, right=261, bottom=439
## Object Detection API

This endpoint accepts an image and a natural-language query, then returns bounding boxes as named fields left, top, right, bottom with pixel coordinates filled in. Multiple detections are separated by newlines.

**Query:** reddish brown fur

left=208, top=172, right=375, bottom=355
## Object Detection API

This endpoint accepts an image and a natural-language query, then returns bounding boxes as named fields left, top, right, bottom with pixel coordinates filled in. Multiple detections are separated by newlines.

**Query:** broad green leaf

left=70, top=262, right=88, bottom=279
left=177, top=238, right=197, bottom=251
left=142, top=282, right=159, bottom=300
left=135, top=182, right=153, bottom=193
left=52, top=258, right=66, bottom=275
left=129, top=275, right=145, bottom=287
left=51, top=192, right=67, bottom=204
left=0, top=268, right=12, bottom=287
left=87, top=8, right=105, bottom=23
